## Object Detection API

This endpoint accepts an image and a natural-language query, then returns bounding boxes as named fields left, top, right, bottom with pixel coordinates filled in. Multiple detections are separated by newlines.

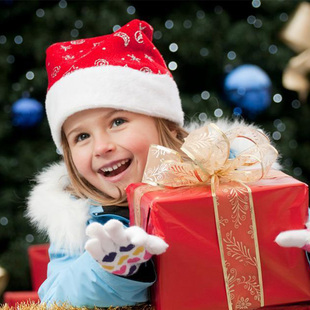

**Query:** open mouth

left=100, top=159, right=132, bottom=177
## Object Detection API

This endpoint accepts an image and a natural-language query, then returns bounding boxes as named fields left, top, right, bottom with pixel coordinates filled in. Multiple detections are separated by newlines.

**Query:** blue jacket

left=26, top=163, right=155, bottom=308
left=39, top=205, right=156, bottom=307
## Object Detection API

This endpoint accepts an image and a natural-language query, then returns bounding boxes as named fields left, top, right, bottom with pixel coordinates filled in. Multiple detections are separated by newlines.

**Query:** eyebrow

left=65, top=126, right=83, bottom=140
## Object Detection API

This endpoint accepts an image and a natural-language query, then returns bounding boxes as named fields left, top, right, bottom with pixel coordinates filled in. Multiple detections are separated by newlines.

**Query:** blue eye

left=76, top=133, right=89, bottom=142
left=112, top=118, right=126, bottom=127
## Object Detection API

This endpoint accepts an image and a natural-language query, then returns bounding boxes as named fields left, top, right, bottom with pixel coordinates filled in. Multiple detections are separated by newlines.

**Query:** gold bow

left=281, top=2, right=310, bottom=102
left=142, top=123, right=278, bottom=188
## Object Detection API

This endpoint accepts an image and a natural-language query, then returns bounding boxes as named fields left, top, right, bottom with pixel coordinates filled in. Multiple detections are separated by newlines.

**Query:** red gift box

left=127, top=173, right=310, bottom=310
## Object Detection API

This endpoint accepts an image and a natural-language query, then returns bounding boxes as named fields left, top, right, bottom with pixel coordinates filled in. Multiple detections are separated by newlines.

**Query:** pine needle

left=0, top=302, right=154, bottom=310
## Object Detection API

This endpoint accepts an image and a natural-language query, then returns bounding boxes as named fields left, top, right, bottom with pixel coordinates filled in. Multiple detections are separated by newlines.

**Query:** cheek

left=132, top=134, right=159, bottom=167
left=71, top=149, right=91, bottom=176
left=133, top=132, right=159, bottom=154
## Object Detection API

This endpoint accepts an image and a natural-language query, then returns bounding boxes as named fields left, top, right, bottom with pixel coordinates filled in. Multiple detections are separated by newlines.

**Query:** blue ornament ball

left=12, top=98, right=44, bottom=128
left=224, top=64, right=272, bottom=118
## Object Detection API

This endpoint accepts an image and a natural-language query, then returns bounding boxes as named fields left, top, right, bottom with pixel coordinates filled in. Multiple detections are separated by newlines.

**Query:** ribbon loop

left=142, top=123, right=278, bottom=187
left=181, top=124, right=230, bottom=176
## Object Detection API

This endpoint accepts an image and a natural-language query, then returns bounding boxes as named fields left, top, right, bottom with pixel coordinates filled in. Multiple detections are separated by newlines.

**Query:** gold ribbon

left=141, top=123, right=278, bottom=310
left=143, top=123, right=278, bottom=187
left=281, top=2, right=310, bottom=102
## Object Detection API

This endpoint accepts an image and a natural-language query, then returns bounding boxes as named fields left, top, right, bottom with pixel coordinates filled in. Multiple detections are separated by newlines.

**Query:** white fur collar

left=26, top=162, right=90, bottom=254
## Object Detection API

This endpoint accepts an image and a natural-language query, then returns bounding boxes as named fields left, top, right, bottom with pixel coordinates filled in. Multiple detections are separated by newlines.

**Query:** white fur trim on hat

left=46, top=66, right=183, bottom=151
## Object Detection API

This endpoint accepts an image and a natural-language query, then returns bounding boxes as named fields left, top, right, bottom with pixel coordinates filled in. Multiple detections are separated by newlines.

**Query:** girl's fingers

left=125, top=226, right=148, bottom=246
left=86, top=222, right=104, bottom=238
left=126, top=225, right=169, bottom=254
left=275, top=229, right=310, bottom=248
left=85, top=238, right=106, bottom=262
left=86, top=221, right=169, bottom=258
left=86, top=222, right=116, bottom=253
left=145, top=235, right=169, bottom=255
left=103, top=219, right=128, bottom=245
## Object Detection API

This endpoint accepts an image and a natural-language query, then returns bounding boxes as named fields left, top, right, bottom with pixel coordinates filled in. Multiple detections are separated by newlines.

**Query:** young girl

left=26, top=19, right=187, bottom=308
left=26, top=17, right=299, bottom=308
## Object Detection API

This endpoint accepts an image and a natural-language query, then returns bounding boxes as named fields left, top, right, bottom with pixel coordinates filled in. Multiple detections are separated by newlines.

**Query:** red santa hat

left=45, top=19, right=183, bottom=151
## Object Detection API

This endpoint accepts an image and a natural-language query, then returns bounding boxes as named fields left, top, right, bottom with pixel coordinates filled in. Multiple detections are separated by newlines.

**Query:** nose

left=93, top=134, right=116, bottom=157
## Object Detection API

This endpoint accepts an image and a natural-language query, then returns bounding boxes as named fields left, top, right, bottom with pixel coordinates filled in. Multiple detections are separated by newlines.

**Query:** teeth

left=101, top=159, right=129, bottom=172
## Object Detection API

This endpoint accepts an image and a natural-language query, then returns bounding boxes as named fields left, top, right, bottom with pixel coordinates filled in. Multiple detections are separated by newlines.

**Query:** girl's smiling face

left=63, top=108, right=160, bottom=199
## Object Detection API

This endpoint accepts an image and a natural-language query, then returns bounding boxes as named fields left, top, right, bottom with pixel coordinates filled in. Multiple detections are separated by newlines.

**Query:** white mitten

left=275, top=227, right=310, bottom=252
left=85, top=219, right=168, bottom=276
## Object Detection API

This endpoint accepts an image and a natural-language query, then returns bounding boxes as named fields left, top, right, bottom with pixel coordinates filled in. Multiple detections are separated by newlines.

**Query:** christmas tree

left=0, top=0, right=309, bottom=297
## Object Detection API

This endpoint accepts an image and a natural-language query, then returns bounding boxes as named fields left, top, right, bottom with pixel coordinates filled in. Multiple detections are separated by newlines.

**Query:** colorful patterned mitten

left=85, top=219, right=168, bottom=276
left=275, top=227, right=310, bottom=251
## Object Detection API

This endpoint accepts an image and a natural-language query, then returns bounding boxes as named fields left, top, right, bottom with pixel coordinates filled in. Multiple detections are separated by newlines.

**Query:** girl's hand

left=275, top=228, right=310, bottom=252
left=85, top=219, right=168, bottom=276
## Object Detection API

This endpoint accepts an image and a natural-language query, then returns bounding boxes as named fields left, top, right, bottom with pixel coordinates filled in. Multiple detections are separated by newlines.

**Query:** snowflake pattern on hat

left=46, top=20, right=171, bottom=91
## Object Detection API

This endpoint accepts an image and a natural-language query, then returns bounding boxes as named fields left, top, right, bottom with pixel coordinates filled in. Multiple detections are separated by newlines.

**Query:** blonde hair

left=61, top=118, right=188, bottom=206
